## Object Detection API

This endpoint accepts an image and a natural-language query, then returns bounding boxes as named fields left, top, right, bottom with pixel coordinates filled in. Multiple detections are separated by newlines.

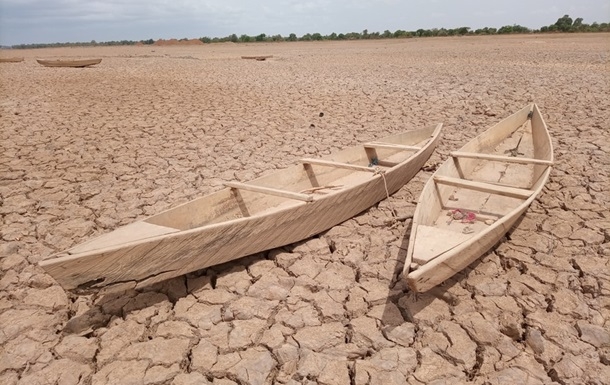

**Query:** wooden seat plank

left=365, top=142, right=421, bottom=151
left=300, top=158, right=378, bottom=173
left=225, top=182, right=313, bottom=202
left=433, top=176, right=533, bottom=199
left=450, top=151, right=553, bottom=166
left=412, top=225, right=474, bottom=264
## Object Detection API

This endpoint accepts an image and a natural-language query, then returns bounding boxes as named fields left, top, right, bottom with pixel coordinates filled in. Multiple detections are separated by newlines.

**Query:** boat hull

left=40, top=124, right=442, bottom=293
left=36, top=59, right=102, bottom=68
left=404, top=104, right=553, bottom=292
left=0, top=57, right=24, bottom=63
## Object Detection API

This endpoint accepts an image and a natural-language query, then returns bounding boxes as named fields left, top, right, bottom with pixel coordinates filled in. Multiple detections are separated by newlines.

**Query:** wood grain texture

left=404, top=104, right=553, bottom=292
left=39, top=123, right=442, bottom=293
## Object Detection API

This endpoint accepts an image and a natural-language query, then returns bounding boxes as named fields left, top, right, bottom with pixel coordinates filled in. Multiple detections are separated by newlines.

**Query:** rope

left=374, top=167, right=398, bottom=223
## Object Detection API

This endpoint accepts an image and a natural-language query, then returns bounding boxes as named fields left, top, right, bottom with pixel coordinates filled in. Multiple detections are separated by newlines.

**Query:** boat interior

left=68, top=125, right=439, bottom=254
left=147, top=126, right=438, bottom=230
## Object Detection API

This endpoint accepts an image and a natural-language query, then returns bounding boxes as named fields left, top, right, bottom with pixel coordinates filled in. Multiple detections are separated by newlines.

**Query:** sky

left=0, top=0, right=608, bottom=46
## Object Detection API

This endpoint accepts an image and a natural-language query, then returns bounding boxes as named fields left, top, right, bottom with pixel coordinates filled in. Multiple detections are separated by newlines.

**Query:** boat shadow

left=62, top=253, right=268, bottom=335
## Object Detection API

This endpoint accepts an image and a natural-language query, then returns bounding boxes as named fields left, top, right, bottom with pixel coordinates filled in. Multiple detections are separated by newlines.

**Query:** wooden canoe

left=36, top=58, right=102, bottom=68
left=241, top=55, right=273, bottom=61
left=404, top=104, right=553, bottom=292
left=39, top=124, right=442, bottom=294
left=0, top=57, right=24, bottom=63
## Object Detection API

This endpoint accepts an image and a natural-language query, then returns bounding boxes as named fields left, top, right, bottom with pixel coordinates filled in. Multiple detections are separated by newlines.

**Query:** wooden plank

left=364, top=142, right=421, bottom=151
left=300, top=158, right=377, bottom=173
left=433, top=176, right=533, bottom=199
left=450, top=151, right=553, bottom=166
left=412, top=225, right=474, bottom=264
left=225, top=182, right=313, bottom=202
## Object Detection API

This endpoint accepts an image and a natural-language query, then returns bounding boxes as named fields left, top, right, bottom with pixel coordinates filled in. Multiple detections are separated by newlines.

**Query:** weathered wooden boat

left=36, top=58, right=102, bottom=68
left=404, top=104, right=553, bottom=292
left=40, top=124, right=442, bottom=294
left=0, top=57, right=24, bottom=63
left=241, top=55, right=273, bottom=61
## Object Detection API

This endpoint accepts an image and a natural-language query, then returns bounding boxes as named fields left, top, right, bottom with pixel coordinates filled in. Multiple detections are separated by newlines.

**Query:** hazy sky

left=0, top=0, right=608, bottom=45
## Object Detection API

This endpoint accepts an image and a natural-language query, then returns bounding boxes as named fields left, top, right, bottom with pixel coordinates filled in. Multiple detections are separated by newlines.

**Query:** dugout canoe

left=404, top=104, right=553, bottom=292
left=40, top=123, right=442, bottom=294
left=36, top=58, right=102, bottom=68
left=241, top=55, right=273, bottom=61
left=0, top=57, right=24, bottom=63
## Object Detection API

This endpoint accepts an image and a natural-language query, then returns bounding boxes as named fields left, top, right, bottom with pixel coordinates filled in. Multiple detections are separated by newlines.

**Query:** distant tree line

left=9, top=15, right=609, bottom=49
left=11, top=39, right=138, bottom=49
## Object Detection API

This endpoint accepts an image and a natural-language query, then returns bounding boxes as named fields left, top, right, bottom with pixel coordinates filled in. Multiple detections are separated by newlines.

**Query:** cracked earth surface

left=0, top=34, right=609, bottom=384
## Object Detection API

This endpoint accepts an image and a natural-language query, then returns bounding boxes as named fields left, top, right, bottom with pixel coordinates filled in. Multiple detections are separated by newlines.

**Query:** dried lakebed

left=0, top=34, right=609, bottom=384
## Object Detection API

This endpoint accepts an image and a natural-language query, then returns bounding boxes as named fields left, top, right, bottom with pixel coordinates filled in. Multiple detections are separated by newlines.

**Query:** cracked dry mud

left=1, top=34, right=609, bottom=385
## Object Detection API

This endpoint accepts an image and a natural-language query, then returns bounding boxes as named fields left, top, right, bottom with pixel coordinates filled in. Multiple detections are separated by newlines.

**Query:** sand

left=0, top=34, right=609, bottom=384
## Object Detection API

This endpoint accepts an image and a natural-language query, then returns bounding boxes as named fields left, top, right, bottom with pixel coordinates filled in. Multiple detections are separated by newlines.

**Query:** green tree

left=457, top=26, right=470, bottom=35
left=287, top=33, right=297, bottom=41
left=474, top=27, right=496, bottom=34
left=555, top=14, right=573, bottom=32
left=498, top=25, right=513, bottom=34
